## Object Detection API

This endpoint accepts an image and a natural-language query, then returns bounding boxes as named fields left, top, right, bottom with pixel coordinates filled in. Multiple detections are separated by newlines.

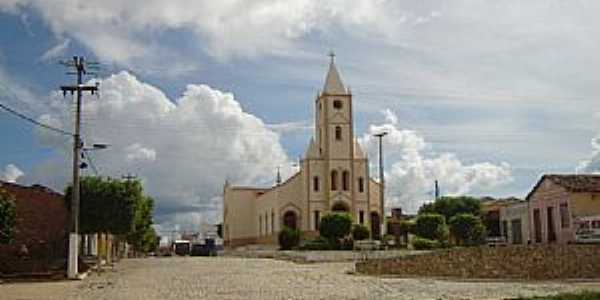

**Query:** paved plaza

left=2, top=257, right=600, bottom=300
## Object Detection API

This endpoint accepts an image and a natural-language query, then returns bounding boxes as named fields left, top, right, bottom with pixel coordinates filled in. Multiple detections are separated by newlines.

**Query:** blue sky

left=1, top=1, right=600, bottom=229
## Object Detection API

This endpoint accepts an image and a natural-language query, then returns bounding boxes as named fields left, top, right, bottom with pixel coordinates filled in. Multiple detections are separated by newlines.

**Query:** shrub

left=449, top=213, right=487, bottom=246
left=351, top=224, right=370, bottom=241
left=278, top=227, right=301, bottom=250
left=412, top=237, right=441, bottom=250
left=299, top=237, right=332, bottom=250
left=319, top=213, right=352, bottom=242
left=414, top=213, right=448, bottom=242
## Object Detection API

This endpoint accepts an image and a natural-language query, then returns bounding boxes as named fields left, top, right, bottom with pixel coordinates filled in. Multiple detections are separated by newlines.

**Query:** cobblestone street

left=2, top=257, right=600, bottom=300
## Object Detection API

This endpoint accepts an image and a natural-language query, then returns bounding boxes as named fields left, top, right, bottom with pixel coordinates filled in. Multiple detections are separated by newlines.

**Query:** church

left=223, top=56, right=382, bottom=247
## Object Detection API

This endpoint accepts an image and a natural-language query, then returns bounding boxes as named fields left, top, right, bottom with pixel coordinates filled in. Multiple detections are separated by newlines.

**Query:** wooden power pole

left=60, top=56, right=98, bottom=279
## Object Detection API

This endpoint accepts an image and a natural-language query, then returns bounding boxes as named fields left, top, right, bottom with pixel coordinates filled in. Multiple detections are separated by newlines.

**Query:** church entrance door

left=283, top=211, right=298, bottom=230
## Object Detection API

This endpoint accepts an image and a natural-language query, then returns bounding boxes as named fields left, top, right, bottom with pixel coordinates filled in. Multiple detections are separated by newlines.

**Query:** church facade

left=223, top=58, right=382, bottom=247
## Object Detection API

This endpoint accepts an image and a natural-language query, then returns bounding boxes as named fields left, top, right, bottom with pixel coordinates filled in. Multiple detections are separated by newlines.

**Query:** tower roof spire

left=322, top=51, right=346, bottom=94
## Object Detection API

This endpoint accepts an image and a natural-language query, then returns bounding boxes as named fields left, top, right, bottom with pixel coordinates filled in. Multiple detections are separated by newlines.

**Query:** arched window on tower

left=331, top=170, right=338, bottom=191
left=313, top=176, right=320, bottom=192
left=342, top=170, right=350, bottom=191
left=335, top=126, right=342, bottom=141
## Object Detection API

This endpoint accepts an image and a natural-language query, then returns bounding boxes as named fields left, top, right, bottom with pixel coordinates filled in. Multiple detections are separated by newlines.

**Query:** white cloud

left=125, top=143, right=156, bottom=163
left=35, top=71, right=291, bottom=229
left=39, top=38, right=70, bottom=62
left=577, top=136, right=600, bottom=173
left=0, top=164, right=24, bottom=183
left=0, top=0, right=405, bottom=63
left=359, top=110, right=513, bottom=213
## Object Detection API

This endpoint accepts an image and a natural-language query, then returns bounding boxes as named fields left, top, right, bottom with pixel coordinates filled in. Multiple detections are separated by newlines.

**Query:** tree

left=0, top=189, right=16, bottom=244
left=418, top=196, right=482, bottom=222
left=65, top=177, right=157, bottom=254
left=127, top=196, right=157, bottom=253
left=352, top=224, right=370, bottom=241
left=449, top=213, right=486, bottom=246
left=319, top=213, right=352, bottom=243
left=65, top=177, right=137, bottom=234
left=414, top=213, right=448, bottom=242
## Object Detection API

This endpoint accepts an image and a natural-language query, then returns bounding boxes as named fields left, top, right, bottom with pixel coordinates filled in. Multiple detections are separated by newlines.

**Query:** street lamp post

left=373, top=132, right=388, bottom=239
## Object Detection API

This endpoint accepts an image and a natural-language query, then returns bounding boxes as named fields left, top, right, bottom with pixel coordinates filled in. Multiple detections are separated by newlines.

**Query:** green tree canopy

left=449, top=213, right=486, bottom=246
left=418, top=196, right=482, bottom=221
left=414, top=213, right=448, bottom=242
left=65, top=177, right=138, bottom=234
left=0, top=189, right=16, bottom=244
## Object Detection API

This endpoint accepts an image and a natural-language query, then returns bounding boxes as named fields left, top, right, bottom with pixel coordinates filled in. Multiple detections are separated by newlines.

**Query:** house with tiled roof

left=527, top=174, right=600, bottom=244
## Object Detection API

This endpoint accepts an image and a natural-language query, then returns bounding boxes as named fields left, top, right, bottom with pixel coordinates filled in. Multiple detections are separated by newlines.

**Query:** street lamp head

left=92, top=143, right=109, bottom=149
left=373, top=131, right=388, bottom=138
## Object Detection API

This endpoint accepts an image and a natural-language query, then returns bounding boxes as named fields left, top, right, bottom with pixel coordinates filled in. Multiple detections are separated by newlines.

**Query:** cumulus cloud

left=359, top=110, right=513, bottom=213
left=0, top=0, right=409, bottom=63
left=0, top=164, right=24, bottom=183
left=36, top=71, right=291, bottom=230
left=577, top=136, right=600, bottom=173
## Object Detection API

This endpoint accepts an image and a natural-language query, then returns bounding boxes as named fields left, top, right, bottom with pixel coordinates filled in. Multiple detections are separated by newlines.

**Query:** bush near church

left=319, top=213, right=352, bottom=243
left=278, top=227, right=301, bottom=250
left=351, top=224, right=369, bottom=241
left=448, top=213, right=486, bottom=246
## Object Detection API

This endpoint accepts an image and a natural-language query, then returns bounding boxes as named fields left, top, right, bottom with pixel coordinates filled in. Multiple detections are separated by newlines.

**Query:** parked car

left=173, top=240, right=192, bottom=256
left=191, top=238, right=217, bottom=256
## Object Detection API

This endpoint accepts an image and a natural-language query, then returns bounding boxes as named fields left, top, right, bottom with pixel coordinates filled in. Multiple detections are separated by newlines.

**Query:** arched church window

left=331, top=170, right=338, bottom=191
left=342, top=171, right=350, bottom=191
left=313, top=176, right=320, bottom=192
left=358, top=177, right=364, bottom=193
left=335, top=126, right=342, bottom=140
left=333, top=99, right=343, bottom=109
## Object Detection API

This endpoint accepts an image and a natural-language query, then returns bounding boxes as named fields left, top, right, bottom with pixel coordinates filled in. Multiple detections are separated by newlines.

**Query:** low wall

left=356, top=245, right=600, bottom=280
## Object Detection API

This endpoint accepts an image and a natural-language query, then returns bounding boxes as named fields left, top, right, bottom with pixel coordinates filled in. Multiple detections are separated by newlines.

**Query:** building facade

left=499, top=200, right=529, bottom=245
left=0, top=181, right=68, bottom=273
left=223, top=58, right=381, bottom=247
left=527, top=174, right=600, bottom=244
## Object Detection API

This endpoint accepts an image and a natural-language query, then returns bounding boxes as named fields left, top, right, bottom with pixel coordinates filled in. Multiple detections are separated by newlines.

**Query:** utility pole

left=434, top=180, right=440, bottom=201
left=60, top=56, right=98, bottom=279
left=374, top=132, right=388, bottom=239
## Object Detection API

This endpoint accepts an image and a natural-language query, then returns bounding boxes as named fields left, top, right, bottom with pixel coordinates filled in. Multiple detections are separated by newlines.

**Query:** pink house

left=527, top=174, right=600, bottom=244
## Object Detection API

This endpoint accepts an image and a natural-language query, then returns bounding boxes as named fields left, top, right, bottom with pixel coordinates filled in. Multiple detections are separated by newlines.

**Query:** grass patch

left=512, top=291, right=600, bottom=300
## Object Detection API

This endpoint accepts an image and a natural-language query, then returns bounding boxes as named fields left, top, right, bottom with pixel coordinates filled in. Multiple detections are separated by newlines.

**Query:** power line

left=0, top=102, right=74, bottom=136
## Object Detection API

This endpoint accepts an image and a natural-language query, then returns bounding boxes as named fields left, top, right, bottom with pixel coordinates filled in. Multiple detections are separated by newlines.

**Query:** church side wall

left=223, top=188, right=260, bottom=247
